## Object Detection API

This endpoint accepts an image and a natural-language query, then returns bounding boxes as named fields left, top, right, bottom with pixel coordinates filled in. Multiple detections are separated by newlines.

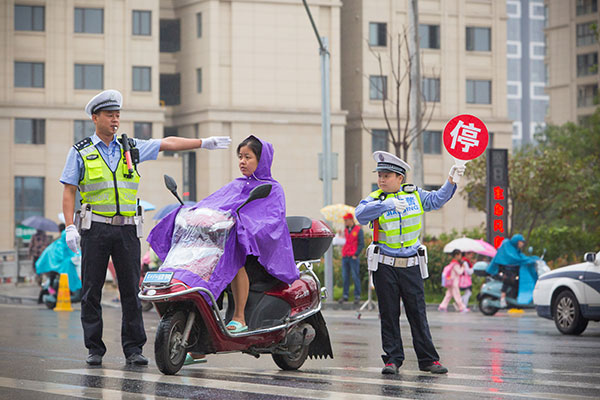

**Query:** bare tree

left=361, top=28, right=437, bottom=161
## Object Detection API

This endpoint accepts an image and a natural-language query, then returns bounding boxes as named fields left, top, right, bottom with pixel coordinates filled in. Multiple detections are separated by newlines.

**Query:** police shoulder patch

left=73, top=137, right=92, bottom=151
left=402, top=183, right=416, bottom=193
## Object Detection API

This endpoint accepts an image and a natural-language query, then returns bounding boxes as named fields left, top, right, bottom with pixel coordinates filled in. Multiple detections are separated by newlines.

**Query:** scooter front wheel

left=272, top=344, right=309, bottom=371
left=155, top=310, right=187, bottom=375
left=479, top=295, right=499, bottom=316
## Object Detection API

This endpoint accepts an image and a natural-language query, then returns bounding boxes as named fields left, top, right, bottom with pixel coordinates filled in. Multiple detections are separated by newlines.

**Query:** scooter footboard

left=304, top=311, right=333, bottom=359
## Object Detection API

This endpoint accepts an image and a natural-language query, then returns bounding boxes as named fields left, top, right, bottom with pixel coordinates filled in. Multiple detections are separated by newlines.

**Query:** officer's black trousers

left=80, top=222, right=146, bottom=357
left=372, top=262, right=439, bottom=368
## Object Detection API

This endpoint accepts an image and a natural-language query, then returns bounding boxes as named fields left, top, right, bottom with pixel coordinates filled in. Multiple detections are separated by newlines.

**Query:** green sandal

left=226, top=320, right=248, bottom=333
left=184, top=353, right=207, bottom=365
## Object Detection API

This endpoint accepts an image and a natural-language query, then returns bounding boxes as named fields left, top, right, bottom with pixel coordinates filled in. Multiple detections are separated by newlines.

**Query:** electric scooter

left=139, top=176, right=334, bottom=375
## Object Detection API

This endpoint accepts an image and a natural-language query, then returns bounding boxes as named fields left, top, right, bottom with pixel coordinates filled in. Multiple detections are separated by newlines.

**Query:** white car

left=533, top=251, right=600, bottom=335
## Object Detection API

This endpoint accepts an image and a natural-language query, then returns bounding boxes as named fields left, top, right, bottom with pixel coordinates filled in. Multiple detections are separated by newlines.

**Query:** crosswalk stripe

left=53, top=368, right=413, bottom=400
left=0, top=376, right=176, bottom=400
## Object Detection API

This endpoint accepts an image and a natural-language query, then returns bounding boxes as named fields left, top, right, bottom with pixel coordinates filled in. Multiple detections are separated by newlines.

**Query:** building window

left=15, top=5, right=44, bottom=31
left=160, top=74, right=181, bottom=105
left=371, top=129, right=389, bottom=152
left=577, top=52, right=598, bottom=76
left=576, top=0, right=597, bottom=15
left=577, top=84, right=598, bottom=107
left=14, top=176, right=44, bottom=224
left=75, top=64, right=103, bottom=90
left=369, top=22, right=387, bottom=47
left=423, top=130, right=441, bottom=154
left=576, top=22, right=597, bottom=46
left=132, top=10, right=151, bottom=36
left=14, top=62, right=44, bottom=88
left=422, top=78, right=440, bottom=102
left=160, top=19, right=180, bottom=52
left=419, top=24, right=440, bottom=49
left=466, top=27, right=491, bottom=51
left=369, top=75, right=387, bottom=100
left=196, top=68, right=202, bottom=93
left=134, top=122, right=152, bottom=140
left=183, top=152, right=197, bottom=201
left=196, top=12, right=202, bottom=38
left=74, top=120, right=95, bottom=143
left=74, top=8, right=103, bottom=34
left=466, top=79, right=492, bottom=104
left=15, top=119, right=45, bottom=144
left=132, top=66, right=151, bottom=91
left=371, top=183, right=379, bottom=192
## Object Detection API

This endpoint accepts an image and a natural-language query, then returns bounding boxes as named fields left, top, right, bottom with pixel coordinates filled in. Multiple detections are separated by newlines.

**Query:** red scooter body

left=140, top=211, right=334, bottom=375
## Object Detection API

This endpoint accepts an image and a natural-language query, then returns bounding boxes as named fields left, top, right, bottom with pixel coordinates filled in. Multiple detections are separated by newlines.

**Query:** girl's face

left=377, top=171, right=404, bottom=193
left=238, top=145, right=258, bottom=177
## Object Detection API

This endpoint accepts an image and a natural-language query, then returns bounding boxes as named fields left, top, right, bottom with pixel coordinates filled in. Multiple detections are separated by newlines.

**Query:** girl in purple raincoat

left=148, top=135, right=298, bottom=335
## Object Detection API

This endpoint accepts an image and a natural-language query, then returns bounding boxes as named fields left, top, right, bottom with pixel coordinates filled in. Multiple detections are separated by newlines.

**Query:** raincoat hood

left=147, top=136, right=298, bottom=299
left=509, top=234, right=525, bottom=247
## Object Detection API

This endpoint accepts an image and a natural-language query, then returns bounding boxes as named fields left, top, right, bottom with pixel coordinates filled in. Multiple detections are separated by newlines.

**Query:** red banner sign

left=443, top=114, right=489, bottom=161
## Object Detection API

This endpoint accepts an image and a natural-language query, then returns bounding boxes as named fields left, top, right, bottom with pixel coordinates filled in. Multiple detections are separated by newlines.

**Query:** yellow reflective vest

left=77, top=140, right=140, bottom=217
left=369, top=188, right=424, bottom=248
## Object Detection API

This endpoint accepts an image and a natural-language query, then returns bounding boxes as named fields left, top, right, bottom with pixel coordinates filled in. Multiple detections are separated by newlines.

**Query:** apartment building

left=545, top=0, right=600, bottom=125
left=506, top=0, right=548, bottom=148
left=341, top=0, right=514, bottom=236
left=0, top=0, right=345, bottom=250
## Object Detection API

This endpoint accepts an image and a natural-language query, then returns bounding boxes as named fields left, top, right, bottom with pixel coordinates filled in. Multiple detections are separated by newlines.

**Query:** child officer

left=355, top=151, right=465, bottom=375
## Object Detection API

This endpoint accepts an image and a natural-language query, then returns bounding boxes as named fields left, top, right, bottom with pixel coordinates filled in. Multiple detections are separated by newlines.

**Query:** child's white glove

left=65, top=224, right=80, bottom=253
left=383, top=197, right=408, bottom=213
left=449, top=164, right=466, bottom=183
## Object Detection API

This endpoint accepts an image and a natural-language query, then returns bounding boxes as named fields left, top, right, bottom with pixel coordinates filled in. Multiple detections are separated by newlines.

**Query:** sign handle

left=451, top=158, right=468, bottom=183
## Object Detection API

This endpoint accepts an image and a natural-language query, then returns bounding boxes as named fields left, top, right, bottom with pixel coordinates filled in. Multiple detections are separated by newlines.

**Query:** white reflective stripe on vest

left=378, top=227, right=421, bottom=244
left=79, top=181, right=113, bottom=192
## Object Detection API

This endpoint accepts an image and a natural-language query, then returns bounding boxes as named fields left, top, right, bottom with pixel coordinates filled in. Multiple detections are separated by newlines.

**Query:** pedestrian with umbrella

left=22, top=216, right=58, bottom=285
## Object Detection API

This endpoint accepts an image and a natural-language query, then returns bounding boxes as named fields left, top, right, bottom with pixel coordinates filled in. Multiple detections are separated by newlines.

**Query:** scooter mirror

left=236, top=184, right=272, bottom=214
left=163, top=175, right=184, bottom=205
left=527, top=246, right=533, bottom=254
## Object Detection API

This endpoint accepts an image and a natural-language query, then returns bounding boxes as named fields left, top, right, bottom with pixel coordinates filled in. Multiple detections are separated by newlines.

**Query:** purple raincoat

left=147, top=136, right=299, bottom=299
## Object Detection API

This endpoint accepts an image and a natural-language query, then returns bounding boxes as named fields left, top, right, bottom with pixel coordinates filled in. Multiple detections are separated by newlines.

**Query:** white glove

left=449, top=164, right=466, bottom=183
left=200, top=136, right=231, bottom=150
left=383, top=197, right=408, bottom=213
left=65, top=224, right=80, bottom=253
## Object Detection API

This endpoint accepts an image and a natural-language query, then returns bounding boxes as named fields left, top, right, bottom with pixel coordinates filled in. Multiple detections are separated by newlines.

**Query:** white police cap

left=85, top=89, right=123, bottom=118
left=372, top=151, right=411, bottom=176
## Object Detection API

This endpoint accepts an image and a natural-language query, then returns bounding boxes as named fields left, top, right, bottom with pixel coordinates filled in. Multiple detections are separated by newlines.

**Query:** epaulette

left=402, top=183, right=417, bottom=193
left=73, top=137, right=93, bottom=151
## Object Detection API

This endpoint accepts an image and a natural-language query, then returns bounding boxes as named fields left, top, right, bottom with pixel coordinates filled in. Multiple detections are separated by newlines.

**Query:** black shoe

left=86, top=354, right=102, bottom=366
left=419, top=361, right=448, bottom=374
left=381, top=363, right=399, bottom=375
left=338, top=298, right=348, bottom=304
left=126, top=353, right=148, bottom=365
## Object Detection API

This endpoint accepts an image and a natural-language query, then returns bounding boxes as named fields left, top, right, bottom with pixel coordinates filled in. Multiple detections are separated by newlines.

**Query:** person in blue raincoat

left=486, top=234, right=538, bottom=308
left=35, top=226, right=82, bottom=303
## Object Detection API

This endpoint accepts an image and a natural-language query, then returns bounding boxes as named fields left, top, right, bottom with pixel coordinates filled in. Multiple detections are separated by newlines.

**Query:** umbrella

left=153, top=201, right=196, bottom=220
left=475, top=239, right=497, bottom=258
left=319, top=204, right=356, bottom=224
left=21, top=215, right=59, bottom=232
left=138, top=200, right=156, bottom=211
left=443, top=237, right=487, bottom=254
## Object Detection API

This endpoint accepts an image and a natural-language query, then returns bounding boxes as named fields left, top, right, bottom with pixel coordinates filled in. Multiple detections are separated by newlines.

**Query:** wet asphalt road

left=0, top=301, right=599, bottom=399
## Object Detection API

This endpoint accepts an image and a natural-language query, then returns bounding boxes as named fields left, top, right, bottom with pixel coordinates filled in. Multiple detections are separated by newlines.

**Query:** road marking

left=0, top=376, right=176, bottom=399
left=54, top=368, right=412, bottom=400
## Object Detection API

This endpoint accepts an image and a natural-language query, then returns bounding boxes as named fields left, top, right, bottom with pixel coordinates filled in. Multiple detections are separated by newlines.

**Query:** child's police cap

left=372, top=151, right=411, bottom=176
left=85, top=89, right=123, bottom=118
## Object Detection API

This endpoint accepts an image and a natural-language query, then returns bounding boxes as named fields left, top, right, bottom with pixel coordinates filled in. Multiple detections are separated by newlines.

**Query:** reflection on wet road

left=0, top=303, right=599, bottom=399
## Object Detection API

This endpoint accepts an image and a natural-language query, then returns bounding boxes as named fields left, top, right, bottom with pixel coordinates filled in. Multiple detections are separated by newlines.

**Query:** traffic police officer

left=60, top=89, right=231, bottom=366
left=355, top=151, right=465, bottom=374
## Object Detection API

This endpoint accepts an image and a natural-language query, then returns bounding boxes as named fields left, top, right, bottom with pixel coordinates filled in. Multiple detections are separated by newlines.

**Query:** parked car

left=533, top=251, right=600, bottom=335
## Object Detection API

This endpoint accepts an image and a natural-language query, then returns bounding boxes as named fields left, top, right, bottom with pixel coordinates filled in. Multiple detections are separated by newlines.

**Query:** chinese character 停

left=450, top=120, right=481, bottom=152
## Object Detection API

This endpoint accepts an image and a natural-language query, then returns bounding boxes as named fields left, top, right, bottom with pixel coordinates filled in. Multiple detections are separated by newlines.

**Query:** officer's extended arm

left=355, top=197, right=395, bottom=225
left=160, top=136, right=231, bottom=151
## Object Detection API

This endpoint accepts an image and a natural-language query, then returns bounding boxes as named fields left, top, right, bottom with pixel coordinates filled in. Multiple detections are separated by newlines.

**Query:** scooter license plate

left=142, top=271, right=173, bottom=286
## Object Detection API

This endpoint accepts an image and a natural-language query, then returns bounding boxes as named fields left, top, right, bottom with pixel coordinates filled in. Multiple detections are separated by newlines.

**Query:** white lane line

left=53, top=368, right=412, bottom=400
left=461, top=366, right=600, bottom=379
left=0, top=376, right=175, bottom=400
left=205, top=367, right=599, bottom=400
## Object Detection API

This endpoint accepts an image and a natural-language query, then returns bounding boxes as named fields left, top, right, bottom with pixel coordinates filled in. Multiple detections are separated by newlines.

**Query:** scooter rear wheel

left=272, top=344, right=309, bottom=371
left=155, top=310, right=187, bottom=375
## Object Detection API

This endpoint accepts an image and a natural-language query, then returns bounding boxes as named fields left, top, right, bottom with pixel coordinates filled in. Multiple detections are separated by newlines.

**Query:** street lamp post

left=302, top=0, right=334, bottom=299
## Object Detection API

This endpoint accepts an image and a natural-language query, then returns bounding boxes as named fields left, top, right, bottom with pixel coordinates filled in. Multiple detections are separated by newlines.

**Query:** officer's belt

left=91, top=214, right=136, bottom=226
left=378, top=254, right=419, bottom=268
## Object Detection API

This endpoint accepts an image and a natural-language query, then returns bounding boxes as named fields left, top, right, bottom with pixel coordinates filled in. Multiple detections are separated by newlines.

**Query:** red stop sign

left=443, top=114, right=489, bottom=161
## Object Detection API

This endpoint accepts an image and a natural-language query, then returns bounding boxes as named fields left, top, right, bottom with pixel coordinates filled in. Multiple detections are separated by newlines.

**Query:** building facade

left=0, top=0, right=345, bottom=250
left=545, top=0, right=599, bottom=125
left=341, top=0, right=514, bottom=236
left=506, top=0, right=549, bottom=148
